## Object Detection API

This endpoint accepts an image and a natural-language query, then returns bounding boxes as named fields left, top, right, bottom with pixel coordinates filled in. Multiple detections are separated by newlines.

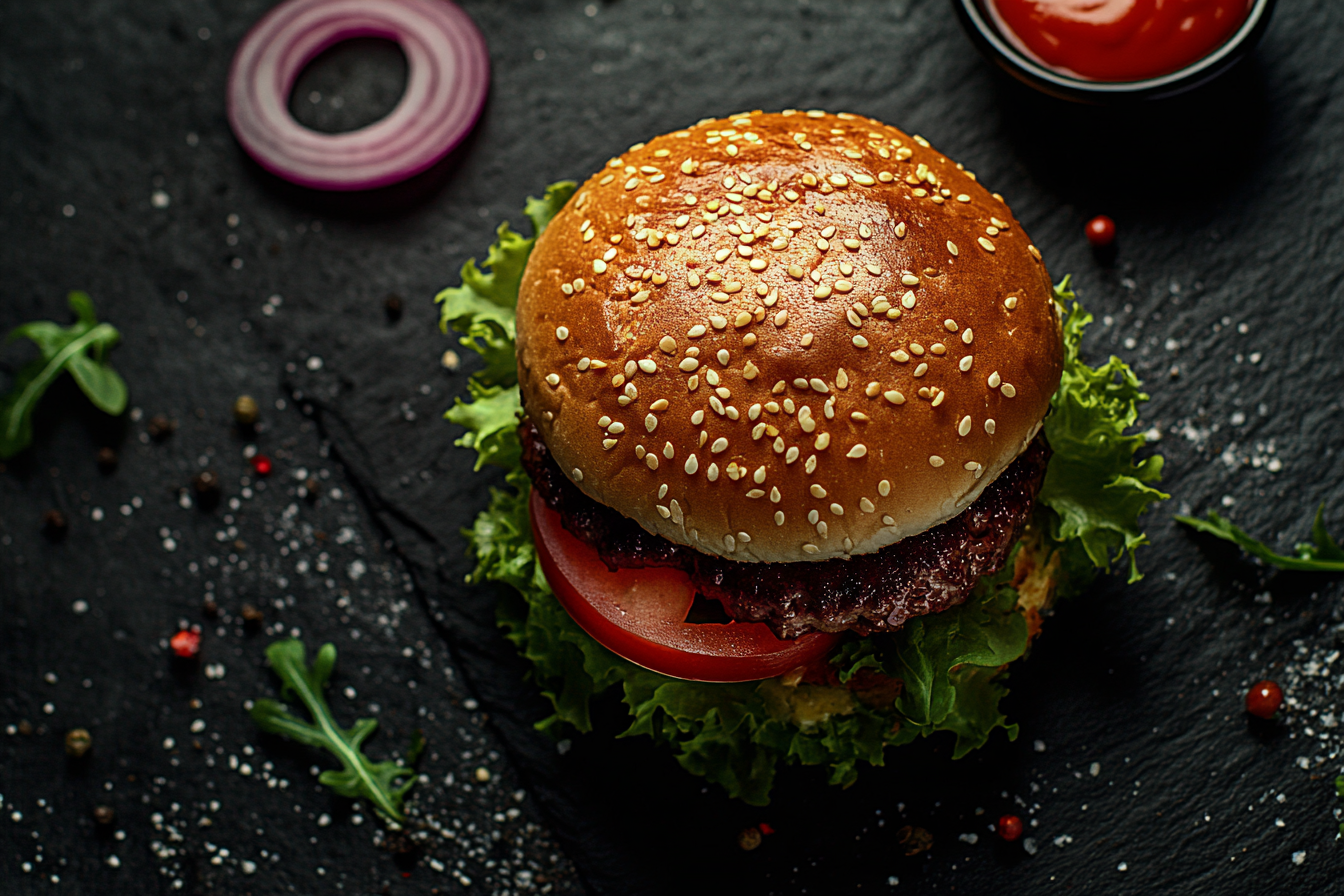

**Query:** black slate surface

left=3, top=1, right=1344, bottom=894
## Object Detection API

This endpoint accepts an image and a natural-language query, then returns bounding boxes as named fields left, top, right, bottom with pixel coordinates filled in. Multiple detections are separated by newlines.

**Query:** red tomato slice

left=529, top=490, right=842, bottom=682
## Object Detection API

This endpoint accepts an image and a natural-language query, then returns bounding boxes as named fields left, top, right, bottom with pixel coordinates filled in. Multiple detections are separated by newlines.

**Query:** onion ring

left=227, top=0, right=489, bottom=191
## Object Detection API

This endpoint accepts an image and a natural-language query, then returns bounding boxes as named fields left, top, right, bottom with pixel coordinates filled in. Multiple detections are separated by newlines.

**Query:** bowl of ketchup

left=953, top=0, right=1277, bottom=102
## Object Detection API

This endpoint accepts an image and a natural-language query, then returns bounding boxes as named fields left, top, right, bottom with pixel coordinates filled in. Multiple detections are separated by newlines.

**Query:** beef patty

left=520, top=419, right=1049, bottom=639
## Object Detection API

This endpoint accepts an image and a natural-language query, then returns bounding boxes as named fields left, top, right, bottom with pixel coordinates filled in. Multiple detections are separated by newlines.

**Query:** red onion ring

left=227, top=0, right=489, bottom=191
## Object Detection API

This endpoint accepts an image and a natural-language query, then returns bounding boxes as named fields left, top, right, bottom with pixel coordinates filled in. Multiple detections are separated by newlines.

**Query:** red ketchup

left=987, top=0, right=1253, bottom=82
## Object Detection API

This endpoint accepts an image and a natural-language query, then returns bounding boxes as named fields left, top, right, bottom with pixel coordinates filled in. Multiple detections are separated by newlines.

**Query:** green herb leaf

left=1175, top=505, right=1344, bottom=572
left=441, top=189, right=1165, bottom=803
left=0, top=292, right=127, bottom=457
left=1038, top=278, right=1168, bottom=582
left=251, top=640, right=421, bottom=823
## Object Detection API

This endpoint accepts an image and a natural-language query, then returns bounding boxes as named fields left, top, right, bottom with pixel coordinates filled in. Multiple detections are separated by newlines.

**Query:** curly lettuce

left=437, top=187, right=1166, bottom=804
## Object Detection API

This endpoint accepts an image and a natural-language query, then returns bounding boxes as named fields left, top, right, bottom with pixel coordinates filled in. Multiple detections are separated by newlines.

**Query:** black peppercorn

left=384, top=293, right=404, bottom=322
left=232, top=395, right=259, bottom=427
left=96, top=447, right=118, bottom=473
left=92, top=805, right=116, bottom=827
left=41, top=509, right=68, bottom=541
left=146, top=414, right=176, bottom=441
left=65, top=728, right=92, bottom=758
left=240, top=603, right=264, bottom=629
left=191, top=470, right=222, bottom=511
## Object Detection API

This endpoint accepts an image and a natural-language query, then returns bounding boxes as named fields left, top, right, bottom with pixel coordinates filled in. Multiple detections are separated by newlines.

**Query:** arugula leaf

left=440, top=187, right=1165, bottom=803
left=1038, top=278, right=1167, bottom=582
left=1175, top=505, right=1344, bottom=572
left=1, top=291, right=127, bottom=457
left=251, top=639, right=422, bottom=823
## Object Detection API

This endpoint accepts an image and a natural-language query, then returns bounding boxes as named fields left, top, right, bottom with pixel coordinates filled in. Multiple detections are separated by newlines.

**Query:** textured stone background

left=3, top=1, right=1344, bottom=894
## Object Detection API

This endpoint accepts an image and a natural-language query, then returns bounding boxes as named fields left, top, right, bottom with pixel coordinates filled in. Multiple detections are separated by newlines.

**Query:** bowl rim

left=954, top=0, right=1277, bottom=98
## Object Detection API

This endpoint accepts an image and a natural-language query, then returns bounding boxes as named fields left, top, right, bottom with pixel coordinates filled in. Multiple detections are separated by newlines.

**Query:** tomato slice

left=528, top=490, right=842, bottom=682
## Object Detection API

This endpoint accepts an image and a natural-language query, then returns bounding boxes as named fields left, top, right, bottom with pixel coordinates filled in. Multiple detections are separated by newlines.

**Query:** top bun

left=516, top=110, right=1062, bottom=563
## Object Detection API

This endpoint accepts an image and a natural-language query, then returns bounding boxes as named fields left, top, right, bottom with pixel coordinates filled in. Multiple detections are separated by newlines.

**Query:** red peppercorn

left=998, top=814, right=1023, bottom=842
left=170, top=628, right=201, bottom=659
left=250, top=454, right=273, bottom=476
left=1085, top=215, right=1116, bottom=247
left=1246, top=680, right=1283, bottom=719
left=758, top=822, right=776, bottom=836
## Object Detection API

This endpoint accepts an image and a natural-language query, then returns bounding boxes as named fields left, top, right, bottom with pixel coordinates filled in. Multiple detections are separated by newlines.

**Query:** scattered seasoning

left=170, top=628, right=202, bottom=659
left=232, top=395, right=260, bottom=427
left=92, top=805, right=116, bottom=827
left=1085, top=215, right=1116, bottom=248
left=737, top=826, right=763, bottom=850
left=201, top=596, right=219, bottom=618
left=758, top=822, right=776, bottom=835
left=147, top=414, right=177, bottom=441
left=64, top=728, right=92, bottom=758
left=1245, top=680, right=1283, bottom=719
left=384, top=293, right=404, bottom=321
left=250, top=454, right=273, bottom=476
left=96, top=446, right=118, bottom=473
left=41, top=509, right=68, bottom=541
left=997, top=814, right=1024, bottom=841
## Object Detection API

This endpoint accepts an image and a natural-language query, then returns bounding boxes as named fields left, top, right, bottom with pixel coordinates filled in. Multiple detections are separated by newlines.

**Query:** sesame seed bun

left=516, top=110, right=1063, bottom=563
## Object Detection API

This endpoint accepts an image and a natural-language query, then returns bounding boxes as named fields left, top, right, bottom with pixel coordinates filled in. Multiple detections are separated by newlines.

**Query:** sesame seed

left=883, top=388, right=907, bottom=405
left=555, top=327, right=570, bottom=342
left=1028, top=244, right=1041, bottom=260
left=810, top=484, right=827, bottom=499
left=931, top=391, right=945, bottom=407
left=1004, top=296, right=1018, bottom=309
left=929, top=455, right=945, bottom=467
left=707, top=463, right=719, bottom=481
left=688, top=324, right=707, bottom=337
left=710, top=315, right=727, bottom=329
left=753, top=465, right=767, bottom=484
left=685, top=455, right=699, bottom=474
left=646, top=454, right=660, bottom=470
left=705, top=369, right=721, bottom=386
left=711, top=437, right=728, bottom=453
left=656, top=504, right=671, bottom=518
left=931, top=343, right=946, bottom=355
left=734, top=311, right=753, bottom=327
left=631, top=290, right=651, bottom=304
left=636, top=359, right=655, bottom=374
left=892, top=349, right=910, bottom=363
left=835, top=279, right=853, bottom=294
left=593, top=259, right=608, bottom=274
left=815, top=432, right=831, bottom=450
left=803, top=543, right=820, bottom=554
left=812, top=285, right=831, bottom=301
left=959, top=355, right=974, bottom=372
left=607, top=422, right=625, bottom=434
left=691, top=224, right=706, bottom=238
left=545, top=373, right=560, bottom=386
left=809, top=378, right=829, bottom=392
left=958, top=416, right=972, bottom=437
left=603, top=438, right=617, bottom=450
left=865, top=381, right=881, bottom=397
left=828, top=174, right=848, bottom=187
left=988, top=371, right=1001, bottom=388
left=746, top=489, right=764, bottom=499
left=659, top=336, right=677, bottom=354
left=624, top=178, right=638, bottom=190
left=895, top=221, right=907, bottom=238
left=913, top=363, right=928, bottom=377
left=956, top=193, right=970, bottom=203
left=853, top=173, right=875, bottom=186
left=978, top=237, right=996, bottom=252
left=901, top=273, right=920, bottom=287
left=714, top=248, right=731, bottom=262
left=985, top=418, right=996, bottom=434
left=785, top=446, right=800, bottom=463
left=800, top=333, right=814, bottom=347
left=901, top=291, right=917, bottom=309
left=1001, top=383, right=1017, bottom=398
left=847, top=444, right=867, bottom=458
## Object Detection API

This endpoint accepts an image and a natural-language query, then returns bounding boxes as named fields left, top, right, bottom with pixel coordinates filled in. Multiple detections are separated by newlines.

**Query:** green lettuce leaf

left=1038, top=278, right=1168, bottom=583
left=439, top=187, right=1165, bottom=803
left=1175, top=504, right=1344, bottom=572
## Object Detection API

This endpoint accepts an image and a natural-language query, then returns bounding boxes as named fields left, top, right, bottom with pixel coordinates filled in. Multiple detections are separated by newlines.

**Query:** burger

left=438, top=110, right=1165, bottom=805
